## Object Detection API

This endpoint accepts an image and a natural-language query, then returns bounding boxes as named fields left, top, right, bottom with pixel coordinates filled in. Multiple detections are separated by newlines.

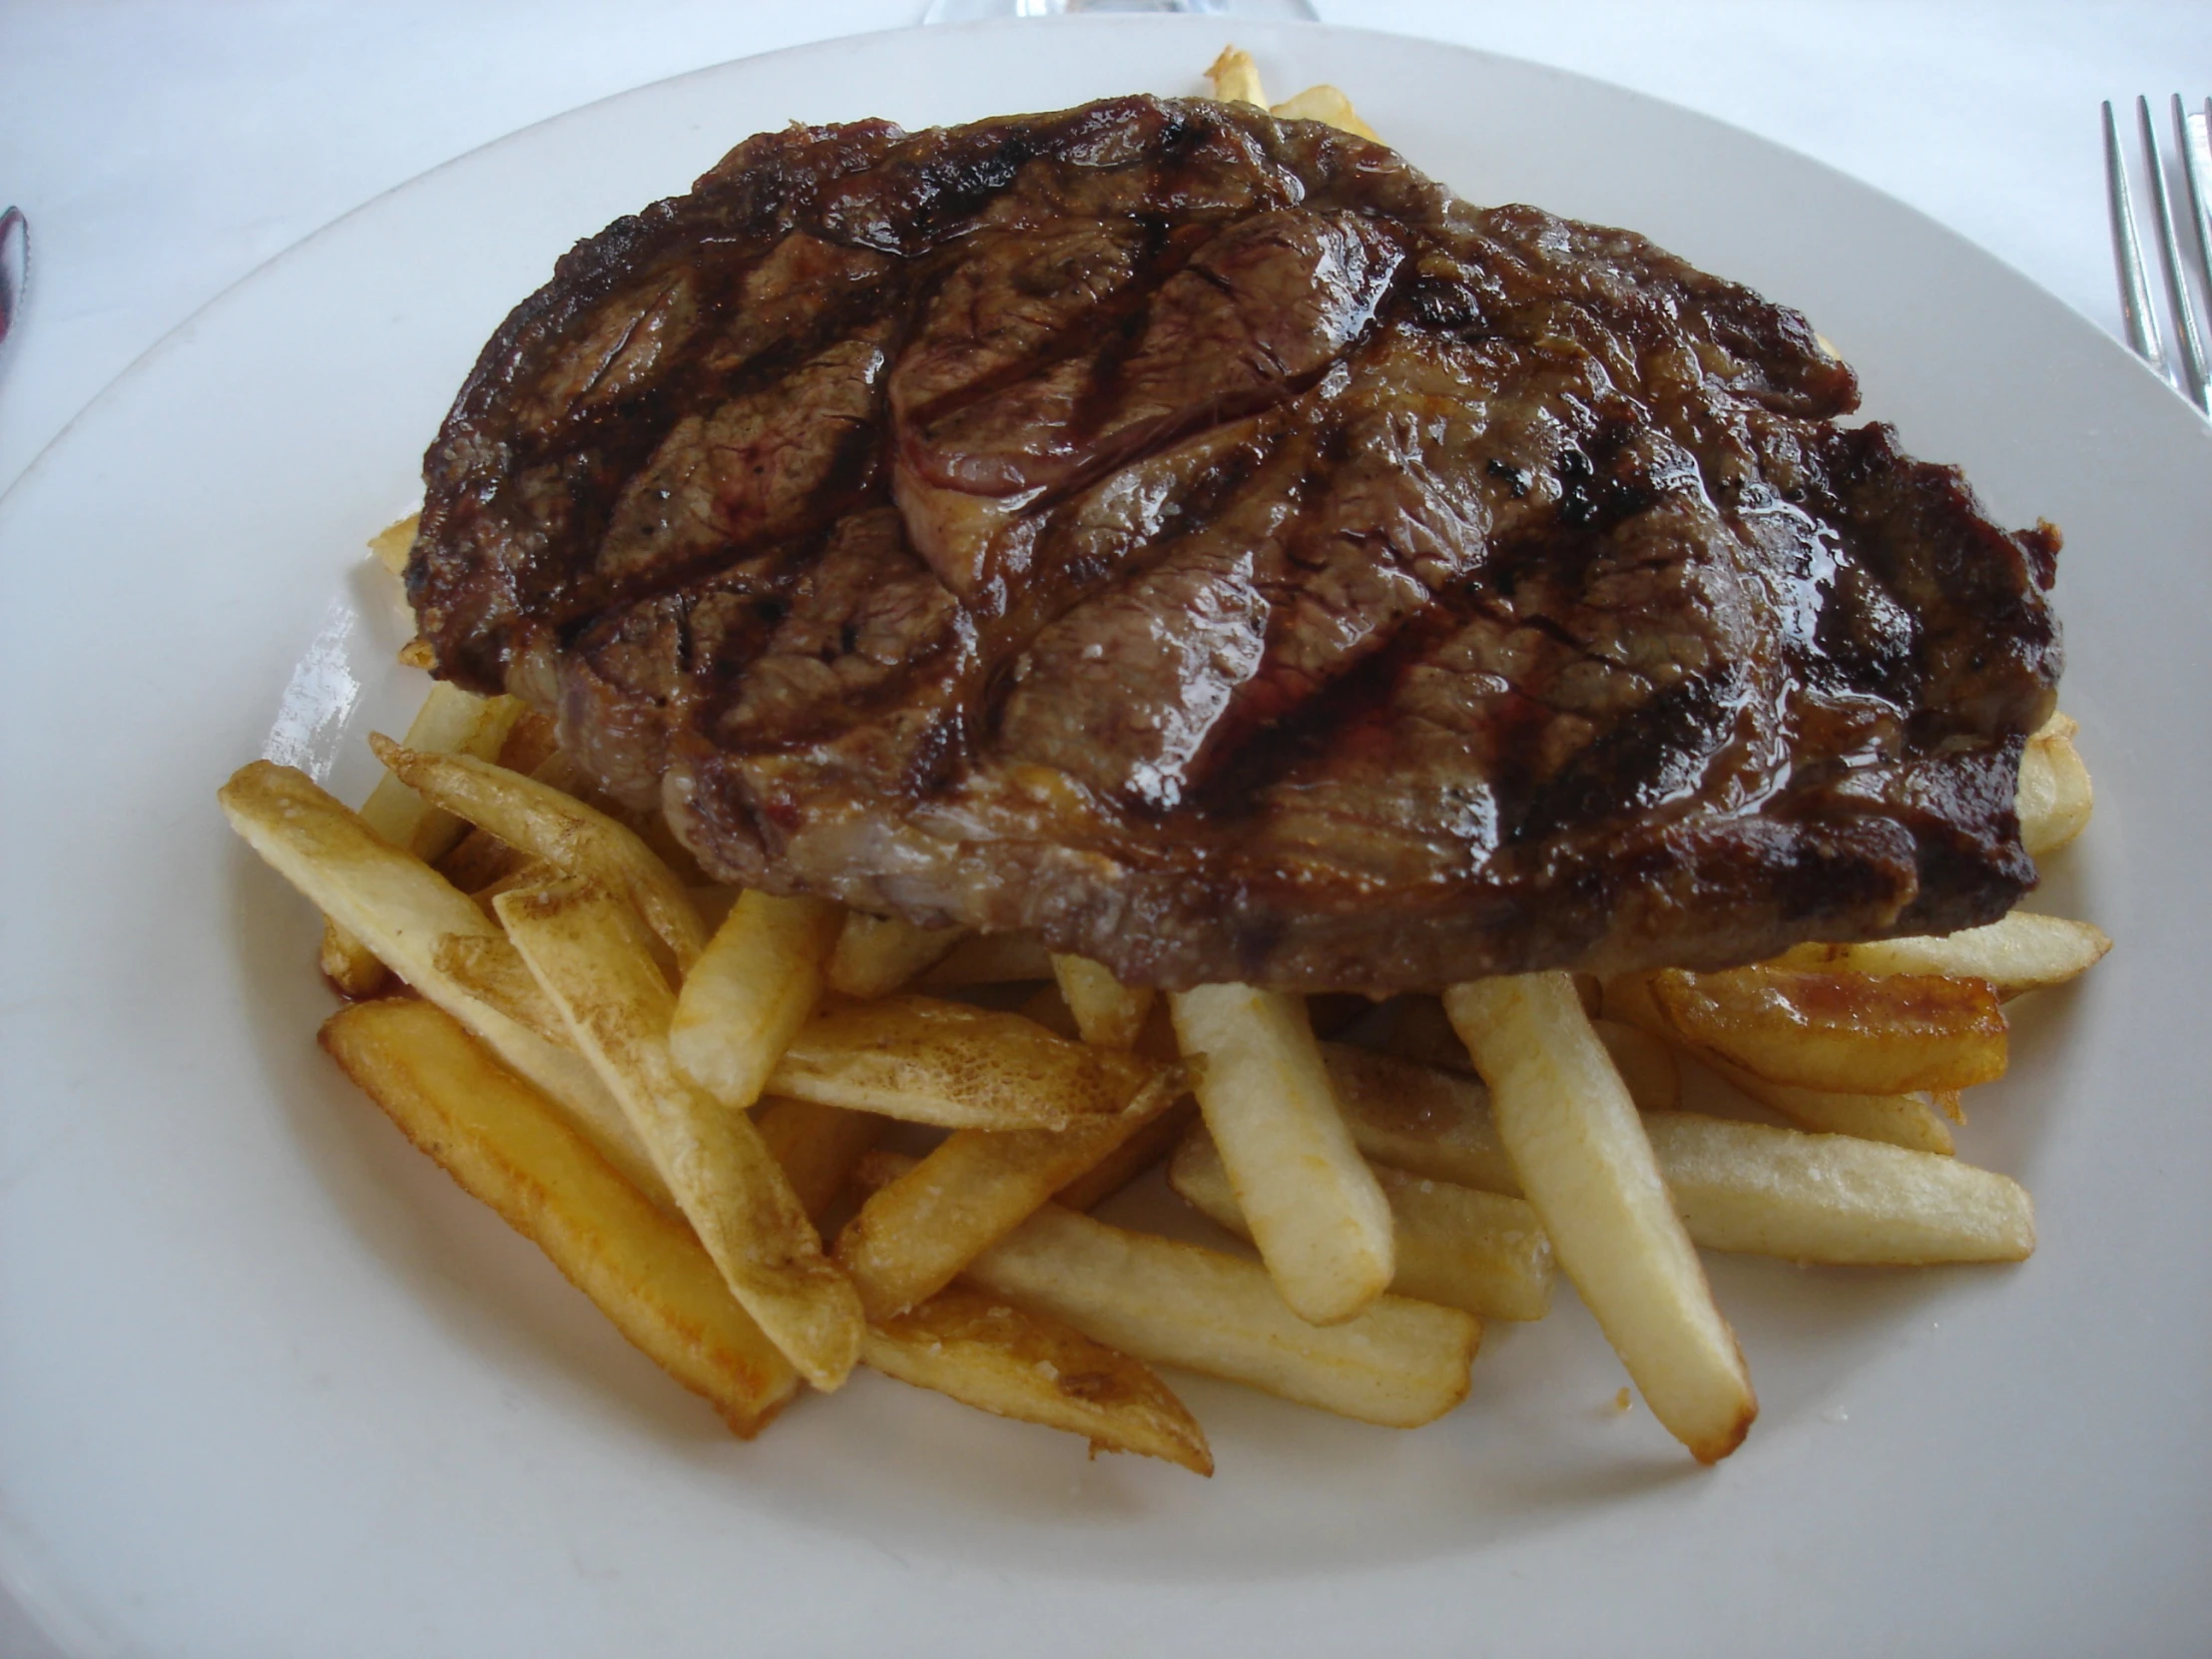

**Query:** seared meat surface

left=409, top=95, right=2060, bottom=991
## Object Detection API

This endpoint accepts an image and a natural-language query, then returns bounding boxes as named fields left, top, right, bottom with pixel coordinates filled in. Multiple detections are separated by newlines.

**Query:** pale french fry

left=755, top=1098, right=885, bottom=1225
left=2017, top=719, right=2092, bottom=856
left=219, top=762, right=666, bottom=1204
left=1641, top=1112, right=2034, bottom=1265
left=321, top=682, right=526, bottom=994
left=1170, top=1129, right=1554, bottom=1322
left=1602, top=971, right=1954, bottom=1153
left=860, top=1283, right=1211, bottom=1473
left=495, top=877, right=862, bottom=1392
left=367, top=512, right=419, bottom=578
left=1055, top=1098, right=1200, bottom=1212
left=1445, top=973, right=1756, bottom=1463
left=1169, top=984, right=1393, bottom=1326
left=318, top=997, right=797, bottom=1434
left=771, top=996, right=1148, bottom=1132
left=372, top=737, right=709, bottom=972
left=1270, top=84, right=1382, bottom=141
left=1051, top=953, right=1157, bottom=1051
left=1648, top=965, right=2006, bottom=1095
left=960, top=1191, right=1477, bottom=1428
left=836, top=1067, right=1183, bottom=1319
left=432, top=930, right=564, bottom=1037
left=1771, top=911, right=2111, bottom=998
left=1205, top=44, right=1268, bottom=108
left=826, top=910, right=965, bottom=997
left=913, top=930, right=1054, bottom=989
left=669, top=892, right=843, bottom=1108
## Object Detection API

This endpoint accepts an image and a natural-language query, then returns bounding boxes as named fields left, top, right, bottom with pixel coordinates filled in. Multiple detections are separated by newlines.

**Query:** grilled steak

left=409, top=94, right=2061, bottom=991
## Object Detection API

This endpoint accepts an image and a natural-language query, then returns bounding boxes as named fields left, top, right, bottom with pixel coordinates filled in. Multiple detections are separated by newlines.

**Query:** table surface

left=1, top=3, right=2205, bottom=1652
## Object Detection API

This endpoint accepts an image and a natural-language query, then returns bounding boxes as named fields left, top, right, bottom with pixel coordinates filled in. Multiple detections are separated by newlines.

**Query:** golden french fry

left=669, top=891, right=843, bottom=1108
left=825, top=910, right=965, bottom=997
left=1446, top=972, right=1756, bottom=1463
left=1206, top=44, right=1267, bottom=108
left=835, top=1067, right=1182, bottom=1320
left=1169, top=984, right=1393, bottom=1326
left=318, top=997, right=797, bottom=1434
left=960, top=1191, right=1477, bottom=1428
left=913, top=930, right=1054, bottom=988
left=1170, top=1128, right=1554, bottom=1322
left=1771, top=910, right=2110, bottom=998
left=373, top=737, right=709, bottom=973
left=322, top=682, right=526, bottom=994
left=495, top=877, right=862, bottom=1392
left=860, top=1283, right=1212, bottom=1475
left=219, top=762, right=665, bottom=1203
left=2017, top=719, right=2092, bottom=856
left=367, top=512, right=419, bottom=578
left=1641, top=1112, right=2033, bottom=1265
left=1270, top=84, right=1382, bottom=141
left=755, top=1098, right=885, bottom=1225
left=1648, top=966, right=2006, bottom=1095
left=1055, top=1098, right=1200, bottom=1212
left=1602, top=971, right=1954, bottom=1153
left=1322, top=1041, right=1519, bottom=1195
left=1051, top=953, right=1157, bottom=1051
left=771, top=995, right=1147, bottom=1132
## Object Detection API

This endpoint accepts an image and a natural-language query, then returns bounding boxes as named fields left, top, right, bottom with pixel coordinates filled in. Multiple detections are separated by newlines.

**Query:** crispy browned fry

left=1170, top=984, right=1393, bottom=1326
left=1170, top=1129, right=1555, bottom=1322
left=373, top=737, right=709, bottom=972
left=669, top=892, right=842, bottom=1108
left=432, top=930, right=562, bottom=1036
left=1270, top=83, right=1383, bottom=141
left=2018, top=716, right=2092, bottom=856
left=1603, top=972, right=1954, bottom=1153
left=1322, top=1042, right=1519, bottom=1195
left=825, top=911, right=964, bottom=997
left=1055, top=1098, right=1200, bottom=1212
left=771, top=996, right=1150, bottom=1132
left=319, top=997, right=797, bottom=1434
left=913, top=931, right=1055, bottom=989
left=1205, top=44, right=1267, bottom=106
left=1051, top=954, right=1157, bottom=1051
left=219, top=762, right=665, bottom=1204
left=1640, top=1111, right=2034, bottom=1265
left=1649, top=965, right=2006, bottom=1095
left=836, top=1067, right=1183, bottom=1320
left=1771, top=910, right=2111, bottom=999
left=754, top=1098, right=885, bottom=1224
left=322, top=683, right=526, bottom=995
left=860, top=1284, right=1212, bottom=1474
left=1447, top=973, right=1756, bottom=1463
left=495, top=877, right=862, bottom=1392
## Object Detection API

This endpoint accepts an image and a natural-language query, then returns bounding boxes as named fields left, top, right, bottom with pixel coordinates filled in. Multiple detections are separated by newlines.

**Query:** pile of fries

left=219, top=61, right=2107, bottom=1474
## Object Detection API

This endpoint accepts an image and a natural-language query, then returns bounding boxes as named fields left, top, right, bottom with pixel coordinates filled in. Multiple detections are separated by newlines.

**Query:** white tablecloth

left=0, top=2, right=2203, bottom=1650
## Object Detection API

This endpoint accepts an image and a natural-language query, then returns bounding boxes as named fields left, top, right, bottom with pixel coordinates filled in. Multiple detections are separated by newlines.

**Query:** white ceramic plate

left=4, top=19, right=2208, bottom=1657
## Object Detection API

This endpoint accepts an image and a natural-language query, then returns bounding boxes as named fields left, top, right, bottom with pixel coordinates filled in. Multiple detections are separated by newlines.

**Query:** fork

left=2103, top=96, right=2212, bottom=414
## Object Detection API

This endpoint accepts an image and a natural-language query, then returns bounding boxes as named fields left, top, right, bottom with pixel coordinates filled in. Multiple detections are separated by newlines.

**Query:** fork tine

left=2104, top=100, right=2165, bottom=368
left=2180, top=97, right=2212, bottom=315
left=2138, top=97, right=2210, bottom=411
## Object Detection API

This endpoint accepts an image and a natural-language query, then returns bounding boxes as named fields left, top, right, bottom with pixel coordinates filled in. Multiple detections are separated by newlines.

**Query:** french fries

left=1170, top=1128, right=1555, bottom=1322
left=754, top=1098, right=885, bottom=1224
left=1648, top=966, right=2007, bottom=1095
left=1446, top=973, right=1757, bottom=1463
left=1269, top=83, right=1382, bottom=142
left=826, top=910, right=964, bottom=997
left=1205, top=44, right=1267, bottom=108
left=319, top=997, right=797, bottom=1434
left=1169, top=984, right=1394, bottom=1326
left=372, top=737, right=709, bottom=973
left=669, top=891, right=842, bottom=1108
left=1771, top=910, right=2111, bottom=998
left=495, top=876, right=863, bottom=1392
left=771, top=996, right=1151, bottom=1132
left=1051, top=953, right=1156, bottom=1051
left=836, top=1067, right=1184, bottom=1320
left=2018, top=712, right=2093, bottom=856
left=874, top=1156, right=1478, bottom=1428
left=914, top=929, right=1054, bottom=988
left=860, top=1284, right=1212, bottom=1474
